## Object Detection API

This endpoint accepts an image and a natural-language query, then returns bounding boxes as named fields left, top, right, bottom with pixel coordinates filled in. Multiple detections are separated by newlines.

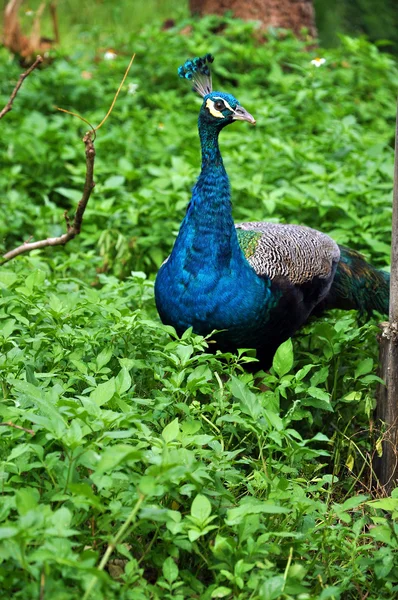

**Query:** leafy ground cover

left=1, top=15, right=398, bottom=600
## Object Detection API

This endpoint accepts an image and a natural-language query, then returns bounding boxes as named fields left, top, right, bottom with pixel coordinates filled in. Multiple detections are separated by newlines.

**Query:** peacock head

left=178, top=54, right=255, bottom=129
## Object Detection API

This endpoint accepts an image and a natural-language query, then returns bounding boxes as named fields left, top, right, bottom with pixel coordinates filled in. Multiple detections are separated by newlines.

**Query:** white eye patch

left=205, top=97, right=235, bottom=119
left=206, top=98, right=224, bottom=119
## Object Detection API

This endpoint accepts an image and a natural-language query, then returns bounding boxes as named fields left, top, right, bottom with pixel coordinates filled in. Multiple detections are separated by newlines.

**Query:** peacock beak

left=232, top=105, right=256, bottom=124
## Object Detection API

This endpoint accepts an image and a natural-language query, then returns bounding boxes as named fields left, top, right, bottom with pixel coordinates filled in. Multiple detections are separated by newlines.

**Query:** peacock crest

left=178, top=53, right=214, bottom=97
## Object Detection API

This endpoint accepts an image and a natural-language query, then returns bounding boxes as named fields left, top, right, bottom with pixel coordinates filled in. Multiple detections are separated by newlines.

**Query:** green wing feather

left=237, top=229, right=262, bottom=259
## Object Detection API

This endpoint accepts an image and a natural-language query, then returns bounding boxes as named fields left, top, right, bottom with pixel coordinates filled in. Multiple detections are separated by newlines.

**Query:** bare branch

left=0, top=421, right=35, bottom=435
left=1, top=52, right=136, bottom=263
left=0, top=55, right=43, bottom=120
left=1, top=132, right=96, bottom=263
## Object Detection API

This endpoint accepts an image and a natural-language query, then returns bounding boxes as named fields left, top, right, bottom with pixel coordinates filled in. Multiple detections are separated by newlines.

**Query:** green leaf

left=95, top=444, right=142, bottom=474
left=55, top=187, right=82, bottom=202
left=341, top=391, right=362, bottom=403
left=367, top=498, right=398, bottom=512
left=187, top=529, right=202, bottom=542
left=0, top=271, right=17, bottom=288
left=68, top=483, right=104, bottom=510
left=162, top=418, right=180, bottom=443
left=319, top=587, right=342, bottom=600
left=360, top=374, right=384, bottom=385
left=367, top=524, right=392, bottom=545
left=25, top=270, right=46, bottom=291
left=51, top=507, right=72, bottom=529
left=96, top=347, right=113, bottom=371
left=187, top=364, right=212, bottom=385
left=191, top=494, right=212, bottom=524
left=374, top=552, right=394, bottom=579
left=355, top=358, right=373, bottom=379
left=162, top=557, right=178, bottom=583
left=138, top=476, right=165, bottom=497
left=295, top=364, right=314, bottom=381
left=306, top=387, right=332, bottom=411
left=0, top=527, right=18, bottom=539
left=211, top=587, right=232, bottom=598
left=116, top=367, right=132, bottom=395
left=307, top=387, right=330, bottom=401
left=8, top=444, right=32, bottom=461
left=226, top=499, right=290, bottom=526
left=11, top=380, right=66, bottom=436
left=230, top=376, right=261, bottom=420
left=339, top=494, right=368, bottom=512
left=15, top=487, right=40, bottom=515
left=103, top=175, right=125, bottom=189
left=0, top=319, right=16, bottom=339
left=260, top=575, right=285, bottom=600
left=90, top=378, right=116, bottom=406
left=272, top=338, right=293, bottom=377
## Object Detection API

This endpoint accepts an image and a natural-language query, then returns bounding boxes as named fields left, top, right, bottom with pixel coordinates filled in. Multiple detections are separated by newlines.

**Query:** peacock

left=154, top=54, right=390, bottom=369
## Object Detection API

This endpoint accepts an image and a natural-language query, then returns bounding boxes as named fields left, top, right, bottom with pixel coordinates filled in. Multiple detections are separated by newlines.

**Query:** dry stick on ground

left=0, top=55, right=43, bottom=119
left=375, top=99, right=398, bottom=495
left=1, top=53, right=136, bottom=264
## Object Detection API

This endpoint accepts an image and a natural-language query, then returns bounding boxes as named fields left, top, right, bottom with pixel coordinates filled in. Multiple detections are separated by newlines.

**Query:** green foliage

left=0, top=15, right=397, bottom=600
left=315, top=0, right=398, bottom=53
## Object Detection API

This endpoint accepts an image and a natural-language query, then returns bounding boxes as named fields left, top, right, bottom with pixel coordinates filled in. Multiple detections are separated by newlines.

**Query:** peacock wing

left=236, top=222, right=340, bottom=285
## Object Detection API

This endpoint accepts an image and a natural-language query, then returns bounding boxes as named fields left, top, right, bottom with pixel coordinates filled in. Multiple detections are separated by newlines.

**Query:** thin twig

left=0, top=55, right=43, bottom=120
left=0, top=421, right=35, bottom=435
left=2, top=53, right=136, bottom=264
left=40, top=569, right=45, bottom=600
left=82, top=493, right=145, bottom=600
left=95, top=53, right=135, bottom=131
left=1, top=132, right=95, bottom=263
left=55, top=52, right=136, bottom=132
left=56, top=107, right=96, bottom=134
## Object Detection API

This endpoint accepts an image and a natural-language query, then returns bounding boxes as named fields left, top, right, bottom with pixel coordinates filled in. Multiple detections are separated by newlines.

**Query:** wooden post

left=375, top=100, right=398, bottom=494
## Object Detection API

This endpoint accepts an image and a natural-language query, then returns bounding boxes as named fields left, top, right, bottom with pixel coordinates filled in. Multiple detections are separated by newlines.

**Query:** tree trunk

left=375, top=325, right=398, bottom=494
left=374, top=101, right=398, bottom=495
left=189, top=0, right=317, bottom=38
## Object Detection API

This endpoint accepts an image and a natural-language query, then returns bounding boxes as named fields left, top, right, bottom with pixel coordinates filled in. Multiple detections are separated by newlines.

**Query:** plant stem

left=282, top=546, right=294, bottom=589
left=82, top=493, right=145, bottom=600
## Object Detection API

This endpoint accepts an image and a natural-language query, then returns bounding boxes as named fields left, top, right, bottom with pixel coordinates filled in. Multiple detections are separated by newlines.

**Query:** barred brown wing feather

left=236, top=222, right=340, bottom=284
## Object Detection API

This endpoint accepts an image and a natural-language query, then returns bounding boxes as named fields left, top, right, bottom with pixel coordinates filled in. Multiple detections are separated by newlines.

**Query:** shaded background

left=2, top=0, right=398, bottom=54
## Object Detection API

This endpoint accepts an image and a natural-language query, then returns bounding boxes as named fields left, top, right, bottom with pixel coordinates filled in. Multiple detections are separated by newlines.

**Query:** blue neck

left=169, top=118, right=243, bottom=270
left=155, top=114, right=273, bottom=345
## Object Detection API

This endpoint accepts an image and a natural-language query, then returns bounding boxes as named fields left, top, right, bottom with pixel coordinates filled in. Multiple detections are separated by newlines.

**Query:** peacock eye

left=214, top=100, right=225, bottom=111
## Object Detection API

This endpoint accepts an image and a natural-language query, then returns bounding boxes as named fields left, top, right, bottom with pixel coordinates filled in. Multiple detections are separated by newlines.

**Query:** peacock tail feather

left=320, top=246, right=390, bottom=315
